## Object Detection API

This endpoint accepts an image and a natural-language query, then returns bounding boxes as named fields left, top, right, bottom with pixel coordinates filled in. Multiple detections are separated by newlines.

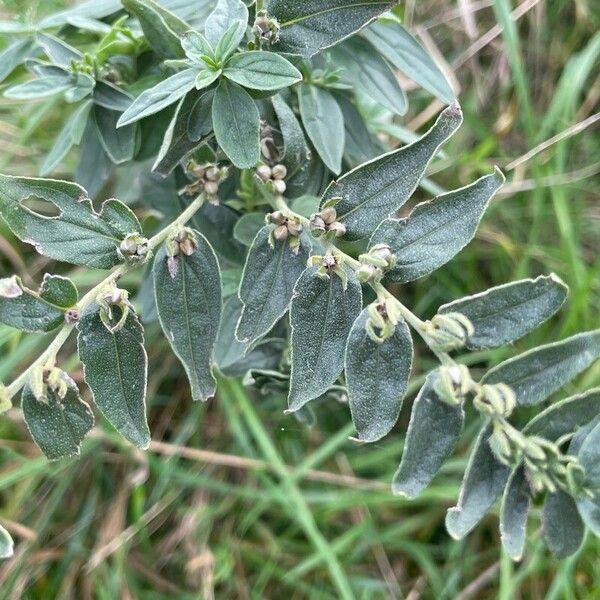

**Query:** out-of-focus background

left=0, top=1, right=599, bottom=598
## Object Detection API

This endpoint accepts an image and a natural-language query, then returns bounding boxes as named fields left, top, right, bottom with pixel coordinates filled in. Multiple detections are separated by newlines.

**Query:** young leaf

left=22, top=376, right=94, bottom=460
left=445, top=424, right=511, bottom=539
left=153, top=231, right=222, bottom=402
left=212, top=79, right=260, bottom=169
left=543, top=490, right=584, bottom=558
left=320, top=104, right=463, bottom=240
left=288, top=266, right=362, bottom=411
left=271, top=94, right=310, bottom=177
left=205, top=0, right=248, bottom=47
left=0, top=525, right=14, bottom=559
left=392, top=370, right=465, bottom=498
left=362, top=21, right=456, bottom=103
left=77, top=303, right=150, bottom=448
left=329, top=36, right=407, bottom=115
left=36, top=32, right=82, bottom=66
left=236, top=226, right=311, bottom=344
left=93, top=81, right=133, bottom=112
left=482, top=330, right=600, bottom=406
left=369, top=169, right=505, bottom=283
left=41, top=100, right=92, bottom=176
left=267, top=0, right=394, bottom=57
left=181, top=30, right=214, bottom=61
left=0, top=175, right=141, bottom=269
left=224, top=51, right=302, bottom=91
left=93, top=105, right=138, bottom=164
left=345, top=308, right=413, bottom=442
left=233, top=212, right=265, bottom=246
left=298, top=84, right=344, bottom=174
left=0, top=38, right=35, bottom=83
left=4, top=75, right=75, bottom=100
left=188, top=89, right=214, bottom=141
left=213, top=20, right=247, bottom=62
left=438, top=274, right=568, bottom=350
left=524, top=388, right=600, bottom=440
left=215, top=295, right=250, bottom=374
left=122, top=0, right=190, bottom=58
left=0, top=274, right=77, bottom=332
left=499, top=466, right=530, bottom=561
left=117, top=69, right=197, bottom=127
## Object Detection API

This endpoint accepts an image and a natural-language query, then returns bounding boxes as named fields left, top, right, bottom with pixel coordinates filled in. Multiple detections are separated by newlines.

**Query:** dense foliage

left=0, top=0, right=599, bottom=574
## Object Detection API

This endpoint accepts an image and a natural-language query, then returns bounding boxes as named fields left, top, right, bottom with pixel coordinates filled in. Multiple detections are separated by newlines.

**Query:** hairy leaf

left=117, top=69, right=197, bottom=127
left=224, top=51, right=302, bottom=90
left=337, top=93, right=382, bottom=166
left=215, top=295, right=250, bottom=374
left=77, top=304, right=150, bottom=448
left=4, top=74, right=75, bottom=100
left=363, top=21, right=455, bottom=103
left=205, top=0, right=248, bottom=47
left=236, top=226, right=311, bottom=344
left=298, top=84, right=344, bottom=174
left=543, top=490, right=584, bottom=558
left=370, top=169, right=505, bottom=282
left=330, top=36, right=407, bottom=114
left=321, top=104, right=462, bottom=240
left=445, top=424, right=510, bottom=539
left=438, top=274, right=568, bottom=349
left=500, top=466, right=530, bottom=561
left=233, top=212, right=265, bottom=246
left=212, top=79, right=260, bottom=169
left=483, top=330, right=600, bottom=406
left=0, top=175, right=141, bottom=268
left=188, top=90, right=214, bottom=141
left=153, top=232, right=221, bottom=402
left=271, top=94, right=310, bottom=177
left=93, top=81, right=133, bottom=111
left=36, top=32, right=82, bottom=66
left=213, top=20, right=247, bottom=62
left=22, top=376, right=94, bottom=460
left=94, top=105, right=138, bottom=164
left=267, top=0, right=394, bottom=57
left=345, top=308, right=413, bottom=442
left=392, top=371, right=464, bottom=497
left=0, top=274, right=77, bottom=332
left=0, top=38, right=35, bottom=83
left=288, top=266, right=362, bottom=411
left=578, top=421, right=600, bottom=487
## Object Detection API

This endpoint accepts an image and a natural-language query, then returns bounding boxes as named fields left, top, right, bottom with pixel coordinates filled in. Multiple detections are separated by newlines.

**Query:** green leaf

left=524, top=388, right=600, bottom=440
left=329, top=36, right=407, bottom=114
left=369, top=169, right=504, bottom=282
left=438, top=274, right=568, bottom=350
left=267, top=0, right=394, bottom=57
left=499, top=466, right=530, bottom=561
left=363, top=21, right=455, bottom=103
left=392, top=371, right=465, bottom=498
left=188, top=89, right=214, bottom=141
left=205, top=0, right=248, bottom=47
left=181, top=30, right=214, bottom=61
left=578, top=421, right=600, bottom=487
left=212, top=78, right=260, bottom=169
left=0, top=175, right=141, bottom=269
left=214, top=295, right=250, bottom=374
left=482, top=330, right=600, bottom=406
left=345, top=308, right=413, bottom=442
left=320, top=104, right=462, bottom=240
left=117, top=69, right=197, bottom=127
left=0, top=525, right=14, bottom=559
left=153, top=232, right=222, bottom=402
left=0, top=38, right=35, bottom=83
left=233, top=212, right=265, bottom=246
left=153, top=91, right=211, bottom=176
left=41, top=100, right=92, bottom=176
left=271, top=94, right=310, bottom=178
left=0, top=274, right=76, bottom=332
left=236, top=225, right=311, bottom=344
left=224, top=51, right=302, bottom=91
left=445, top=424, right=510, bottom=539
left=93, top=81, right=133, bottom=112
left=298, top=84, right=344, bottom=174
left=22, top=376, right=94, bottom=460
left=5, top=75, right=74, bottom=100
left=337, top=93, right=382, bottom=166
left=543, top=490, right=584, bottom=558
left=214, top=20, right=247, bottom=63
left=288, top=266, right=362, bottom=411
left=36, top=32, right=82, bottom=67
left=122, top=0, right=190, bottom=58
left=93, top=105, right=138, bottom=164
left=77, top=303, right=150, bottom=448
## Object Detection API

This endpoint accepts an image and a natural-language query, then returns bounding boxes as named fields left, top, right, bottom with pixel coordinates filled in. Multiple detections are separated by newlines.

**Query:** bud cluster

left=42, top=366, right=69, bottom=400
left=308, top=253, right=348, bottom=288
left=165, top=227, right=198, bottom=278
left=256, top=163, right=288, bottom=195
left=309, top=206, right=346, bottom=239
left=98, top=285, right=131, bottom=332
left=365, top=298, right=402, bottom=343
left=356, top=244, right=396, bottom=283
left=424, top=312, right=474, bottom=352
left=119, top=233, right=149, bottom=262
left=473, top=383, right=516, bottom=419
left=185, top=162, right=229, bottom=203
left=433, top=364, right=474, bottom=406
left=252, top=12, right=280, bottom=47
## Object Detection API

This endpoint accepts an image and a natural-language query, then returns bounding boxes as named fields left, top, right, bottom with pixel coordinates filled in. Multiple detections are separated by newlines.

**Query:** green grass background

left=0, top=1, right=599, bottom=597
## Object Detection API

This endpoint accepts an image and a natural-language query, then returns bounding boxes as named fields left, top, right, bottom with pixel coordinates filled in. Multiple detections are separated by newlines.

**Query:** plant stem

left=1, top=194, right=206, bottom=409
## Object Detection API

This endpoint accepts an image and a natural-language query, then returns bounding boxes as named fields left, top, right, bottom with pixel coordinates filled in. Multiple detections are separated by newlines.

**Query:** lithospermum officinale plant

left=0, top=0, right=599, bottom=567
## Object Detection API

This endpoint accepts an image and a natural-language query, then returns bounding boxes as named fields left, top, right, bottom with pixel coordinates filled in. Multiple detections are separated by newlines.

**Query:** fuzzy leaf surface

left=272, top=94, right=310, bottom=177
left=499, top=466, right=530, bottom=561
left=205, top=0, right=248, bottom=47
left=543, top=491, right=584, bottom=558
left=224, top=51, right=302, bottom=90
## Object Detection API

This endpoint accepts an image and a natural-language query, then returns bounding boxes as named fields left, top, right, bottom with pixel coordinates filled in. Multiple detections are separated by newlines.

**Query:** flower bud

left=320, top=206, right=337, bottom=225
left=425, top=312, right=474, bottom=352
left=327, top=221, right=346, bottom=237
left=119, top=233, right=149, bottom=262
left=271, top=164, right=287, bottom=180
left=205, top=166, right=219, bottom=181
left=286, top=219, right=303, bottom=236
left=309, top=214, right=326, bottom=235
left=256, top=164, right=272, bottom=181
left=65, top=307, right=80, bottom=324
left=272, top=179, right=287, bottom=195
left=267, top=210, right=286, bottom=225
left=273, top=224, right=289, bottom=241
left=204, top=180, right=219, bottom=196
